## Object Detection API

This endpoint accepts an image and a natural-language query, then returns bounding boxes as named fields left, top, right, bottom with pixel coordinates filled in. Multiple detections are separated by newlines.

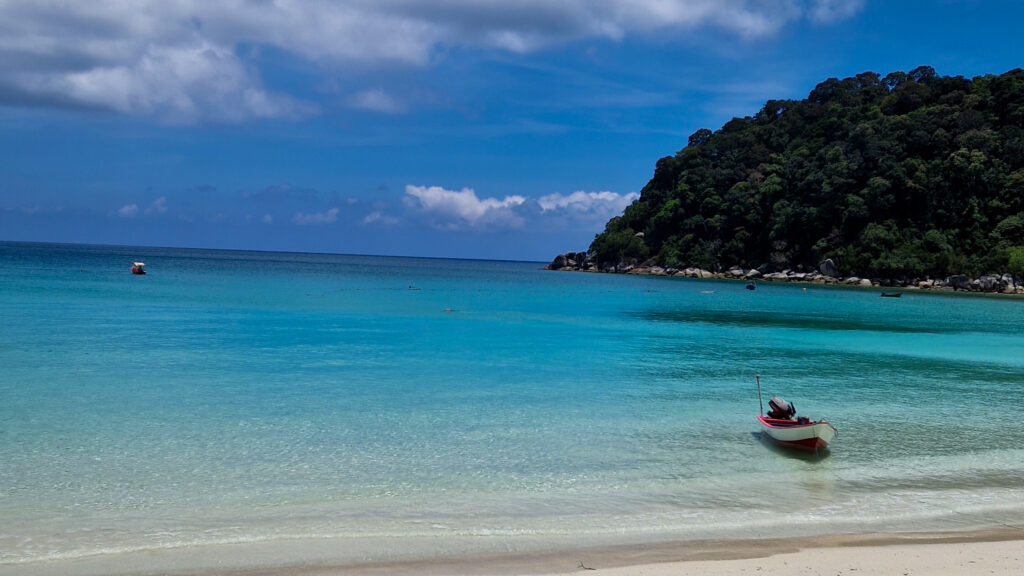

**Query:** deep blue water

left=2, top=241, right=1023, bottom=572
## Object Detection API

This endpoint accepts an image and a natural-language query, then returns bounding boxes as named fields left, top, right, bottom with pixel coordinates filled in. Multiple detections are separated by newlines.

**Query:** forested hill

left=589, top=66, right=1024, bottom=279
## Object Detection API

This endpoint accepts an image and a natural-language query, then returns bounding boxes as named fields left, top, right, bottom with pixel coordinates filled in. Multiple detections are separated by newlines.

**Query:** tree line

left=591, top=66, right=1024, bottom=279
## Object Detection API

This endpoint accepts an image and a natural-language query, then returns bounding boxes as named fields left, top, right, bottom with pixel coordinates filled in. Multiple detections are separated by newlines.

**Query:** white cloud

left=292, top=207, right=339, bottom=225
left=348, top=89, right=404, bottom=114
left=145, top=196, right=168, bottom=214
left=809, top=0, right=866, bottom=24
left=0, top=1, right=863, bottom=121
left=538, top=190, right=639, bottom=215
left=117, top=204, right=140, bottom=218
left=404, top=184, right=526, bottom=229
left=116, top=196, right=168, bottom=218
left=362, top=210, right=399, bottom=225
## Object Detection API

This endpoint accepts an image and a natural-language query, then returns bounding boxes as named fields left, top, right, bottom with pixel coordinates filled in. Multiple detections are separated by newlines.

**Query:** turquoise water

left=2, top=241, right=1023, bottom=572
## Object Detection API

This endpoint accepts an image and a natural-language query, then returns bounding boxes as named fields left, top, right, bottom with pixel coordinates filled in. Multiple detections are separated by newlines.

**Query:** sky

left=1, top=0, right=1023, bottom=261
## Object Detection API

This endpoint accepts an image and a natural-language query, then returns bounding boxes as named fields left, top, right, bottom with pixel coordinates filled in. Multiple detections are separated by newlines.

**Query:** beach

left=7, top=530, right=1021, bottom=575
left=266, top=532, right=1024, bottom=576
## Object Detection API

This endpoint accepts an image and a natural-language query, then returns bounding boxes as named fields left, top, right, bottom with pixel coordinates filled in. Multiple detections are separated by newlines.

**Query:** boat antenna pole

left=755, top=373, right=763, bottom=416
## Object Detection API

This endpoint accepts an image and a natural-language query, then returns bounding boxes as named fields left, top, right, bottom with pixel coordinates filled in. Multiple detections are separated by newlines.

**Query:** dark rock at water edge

left=545, top=250, right=598, bottom=272
left=545, top=252, right=1024, bottom=294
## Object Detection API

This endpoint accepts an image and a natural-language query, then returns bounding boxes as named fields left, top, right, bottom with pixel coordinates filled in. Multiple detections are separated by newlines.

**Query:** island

left=549, top=67, right=1024, bottom=294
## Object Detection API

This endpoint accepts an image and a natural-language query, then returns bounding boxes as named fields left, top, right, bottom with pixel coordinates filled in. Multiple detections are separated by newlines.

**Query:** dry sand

left=5, top=529, right=1021, bottom=576
left=267, top=529, right=1024, bottom=576
left=570, top=538, right=1022, bottom=576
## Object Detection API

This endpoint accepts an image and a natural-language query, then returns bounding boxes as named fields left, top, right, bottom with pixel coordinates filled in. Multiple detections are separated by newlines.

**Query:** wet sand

left=5, top=528, right=1022, bottom=576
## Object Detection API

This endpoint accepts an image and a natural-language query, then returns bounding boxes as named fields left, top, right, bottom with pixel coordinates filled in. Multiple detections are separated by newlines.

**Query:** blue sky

left=1, top=0, right=1022, bottom=261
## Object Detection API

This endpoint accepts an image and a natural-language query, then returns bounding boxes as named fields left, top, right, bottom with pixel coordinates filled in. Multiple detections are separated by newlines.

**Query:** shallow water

left=2, top=241, right=1023, bottom=571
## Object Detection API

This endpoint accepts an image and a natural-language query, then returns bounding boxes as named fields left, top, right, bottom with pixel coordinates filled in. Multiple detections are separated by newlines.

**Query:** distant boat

left=131, top=262, right=146, bottom=275
left=880, top=291, right=901, bottom=298
left=754, top=376, right=836, bottom=454
left=745, top=281, right=756, bottom=290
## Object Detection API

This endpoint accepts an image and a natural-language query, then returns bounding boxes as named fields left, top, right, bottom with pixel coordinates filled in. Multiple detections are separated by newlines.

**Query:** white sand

left=3, top=531, right=1021, bottom=576
left=574, top=539, right=1022, bottom=576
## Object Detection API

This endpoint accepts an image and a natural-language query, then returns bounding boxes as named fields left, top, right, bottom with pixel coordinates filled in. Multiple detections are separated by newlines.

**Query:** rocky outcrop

left=545, top=252, right=1024, bottom=294
left=545, top=250, right=598, bottom=272
left=820, top=258, right=838, bottom=277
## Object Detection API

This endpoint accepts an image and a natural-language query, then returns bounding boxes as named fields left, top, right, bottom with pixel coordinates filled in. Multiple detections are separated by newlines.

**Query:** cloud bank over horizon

left=0, top=0, right=863, bottom=123
left=104, top=183, right=639, bottom=240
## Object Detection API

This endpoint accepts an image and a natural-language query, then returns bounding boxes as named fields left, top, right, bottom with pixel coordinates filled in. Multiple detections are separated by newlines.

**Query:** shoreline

left=6, top=528, right=1023, bottom=576
left=546, top=260, right=1024, bottom=296
left=273, top=529, right=1024, bottom=575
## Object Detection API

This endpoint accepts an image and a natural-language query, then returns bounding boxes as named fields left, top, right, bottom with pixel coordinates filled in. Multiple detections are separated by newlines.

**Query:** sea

left=2, top=241, right=1023, bottom=574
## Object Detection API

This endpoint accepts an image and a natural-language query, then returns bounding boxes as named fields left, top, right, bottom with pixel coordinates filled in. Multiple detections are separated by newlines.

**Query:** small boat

left=745, top=281, right=756, bottom=291
left=131, top=261, right=146, bottom=275
left=754, top=376, right=836, bottom=453
left=880, top=291, right=901, bottom=298
left=757, top=412, right=837, bottom=452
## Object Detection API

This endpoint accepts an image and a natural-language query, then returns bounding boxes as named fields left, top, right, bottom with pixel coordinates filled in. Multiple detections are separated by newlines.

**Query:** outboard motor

left=767, top=396, right=796, bottom=419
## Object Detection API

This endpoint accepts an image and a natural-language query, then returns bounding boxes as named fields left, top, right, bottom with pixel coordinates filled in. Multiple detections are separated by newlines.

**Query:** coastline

left=7, top=528, right=1022, bottom=576
left=545, top=253, right=1024, bottom=296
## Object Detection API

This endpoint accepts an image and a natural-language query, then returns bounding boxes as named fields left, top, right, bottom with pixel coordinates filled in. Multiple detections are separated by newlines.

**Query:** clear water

left=2, top=241, right=1023, bottom=571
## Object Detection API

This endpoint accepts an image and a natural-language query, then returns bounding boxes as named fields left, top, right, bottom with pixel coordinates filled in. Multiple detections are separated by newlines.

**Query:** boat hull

left=756, top=415, right=836, bottom=452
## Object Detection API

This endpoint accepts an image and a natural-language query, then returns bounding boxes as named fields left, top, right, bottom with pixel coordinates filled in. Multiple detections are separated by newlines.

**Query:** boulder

left=843, top=276, right=861, bottom=285
left=548, top=254, right=568, bottom=270
left=946, top=274, right=970, bottom=290
left=745, top=269, right=762, bottom=279
left=820, top=258, right=838, bottom=277
left=978, top=275, right=1000, bottom=291
left=859, top=278, right=873, bottom=286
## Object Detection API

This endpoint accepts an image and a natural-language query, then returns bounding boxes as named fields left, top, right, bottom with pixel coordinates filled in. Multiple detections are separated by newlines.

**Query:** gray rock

left=745, top=269, right=762, bottom=279
left=978, top=275, right=999, bottom=291
left=820, top=258, right=838, bottom=277
left=549, top=254, right=567, bottom=269
left=947, top=274, right=970, bottom=290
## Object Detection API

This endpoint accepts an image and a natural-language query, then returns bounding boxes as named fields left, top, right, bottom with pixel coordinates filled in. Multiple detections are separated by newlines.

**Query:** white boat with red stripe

left=756, top=414, right=836, bottom=452
left=754, top=375, right=837, bottom=453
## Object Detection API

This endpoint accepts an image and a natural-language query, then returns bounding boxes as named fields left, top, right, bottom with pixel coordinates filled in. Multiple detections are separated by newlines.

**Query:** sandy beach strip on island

left=6, top=529, right=1022, bottom=576
left=227, top=529, right=1024, bottom=576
